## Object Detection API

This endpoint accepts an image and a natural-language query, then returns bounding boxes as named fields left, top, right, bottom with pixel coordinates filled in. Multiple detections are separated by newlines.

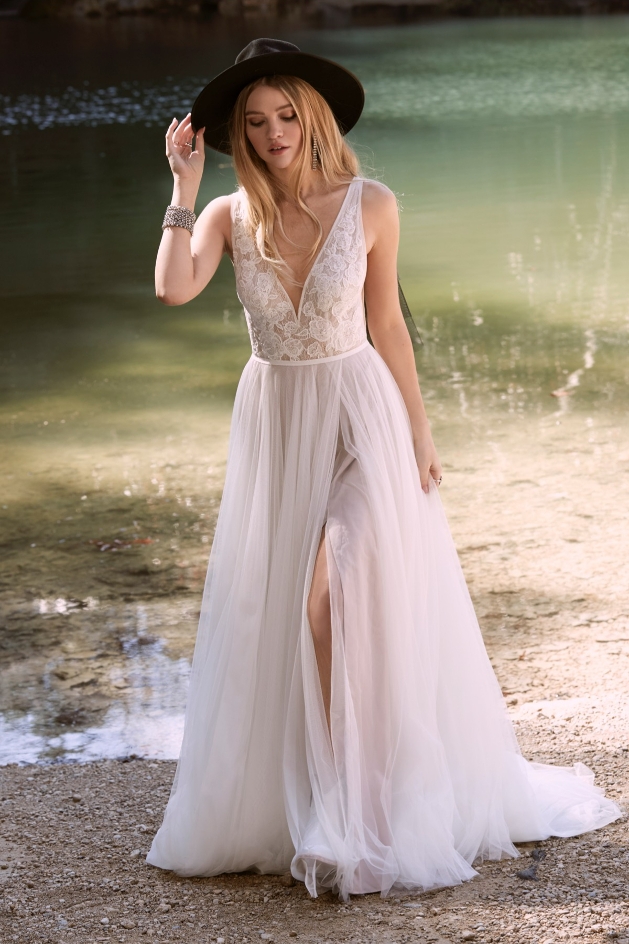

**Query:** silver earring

left=311, top=132, right=319, bottom=171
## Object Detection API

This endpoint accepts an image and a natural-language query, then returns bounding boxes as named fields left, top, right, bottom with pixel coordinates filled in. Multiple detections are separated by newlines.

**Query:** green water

left=1, top=16, right=628, bottom=763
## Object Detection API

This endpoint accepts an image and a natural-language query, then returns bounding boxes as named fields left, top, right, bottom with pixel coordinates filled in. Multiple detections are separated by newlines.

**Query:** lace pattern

left=231, top=178, right=368, bottom=363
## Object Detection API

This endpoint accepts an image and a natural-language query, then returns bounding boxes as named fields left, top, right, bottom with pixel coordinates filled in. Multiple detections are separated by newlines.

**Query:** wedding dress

left=147, top=176, right=621, bottom=899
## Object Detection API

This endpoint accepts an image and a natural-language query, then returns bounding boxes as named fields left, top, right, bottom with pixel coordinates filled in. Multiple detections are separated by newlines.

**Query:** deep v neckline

left=272, top=177, right=357, bottom=320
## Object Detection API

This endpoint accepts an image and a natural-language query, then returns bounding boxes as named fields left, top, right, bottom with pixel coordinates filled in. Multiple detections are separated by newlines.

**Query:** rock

left=289, top=934, right=298, bottom=939
left=70, top=794, right=82, bottom=803
left=158, top=902, right=171, bottom=912
left=57, top=917, right=68, bottom=929
left=517, top=865, right=539, bottom=880
left=119, top=919, right=136, bottom=929
left=130, top=849, right=140, bottom=857
left=100, top=917, right=109, bottom=925
left=461, top=933, right=476, bottom=942
left=280, top=871, right=296, bottom=886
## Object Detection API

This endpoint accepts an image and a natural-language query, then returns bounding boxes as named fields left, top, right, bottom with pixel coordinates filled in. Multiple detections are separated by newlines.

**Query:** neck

left=267, top=164, right=330, bottom=201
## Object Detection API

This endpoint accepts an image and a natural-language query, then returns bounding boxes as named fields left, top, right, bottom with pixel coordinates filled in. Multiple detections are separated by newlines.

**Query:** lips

left=269, top=145, right=288, bottom=153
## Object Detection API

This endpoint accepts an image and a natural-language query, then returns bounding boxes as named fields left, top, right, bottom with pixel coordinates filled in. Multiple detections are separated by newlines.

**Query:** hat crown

left=235, top=38, right=301, bottom=65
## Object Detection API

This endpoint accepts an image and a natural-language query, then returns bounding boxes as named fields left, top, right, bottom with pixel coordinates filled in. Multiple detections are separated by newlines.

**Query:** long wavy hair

left=228, top=74, right=362, bottom=286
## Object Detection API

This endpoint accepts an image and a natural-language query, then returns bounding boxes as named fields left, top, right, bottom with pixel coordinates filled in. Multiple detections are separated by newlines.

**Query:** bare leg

left=308, top=526, right=332, bottom=731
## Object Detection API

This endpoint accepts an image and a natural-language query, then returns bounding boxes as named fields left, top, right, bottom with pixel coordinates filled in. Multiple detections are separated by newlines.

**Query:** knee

left=308, top=579, right=331, bottom=645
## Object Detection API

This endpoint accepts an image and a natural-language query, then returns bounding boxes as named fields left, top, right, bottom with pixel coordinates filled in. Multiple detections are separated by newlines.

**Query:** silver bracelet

left=162, top=204, right=196, bottom=234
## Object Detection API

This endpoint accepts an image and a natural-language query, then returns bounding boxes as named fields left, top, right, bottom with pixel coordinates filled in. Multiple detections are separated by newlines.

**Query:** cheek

left=246, top=126, right=264, bottom=154
left=290, top=123, right=303, bottom=149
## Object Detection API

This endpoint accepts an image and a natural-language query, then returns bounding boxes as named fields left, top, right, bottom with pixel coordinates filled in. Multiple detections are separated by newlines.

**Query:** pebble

left=100, top=917, right=109, bottom=925
left=130, top=849, right=140, bottom=857
left=119, top=918, right=136, bottom=929
left=461, top=933, right=475, bottom=942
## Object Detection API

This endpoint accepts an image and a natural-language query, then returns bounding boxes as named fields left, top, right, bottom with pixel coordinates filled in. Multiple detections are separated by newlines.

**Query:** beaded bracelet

left=162, top=204, right=196, bottom=235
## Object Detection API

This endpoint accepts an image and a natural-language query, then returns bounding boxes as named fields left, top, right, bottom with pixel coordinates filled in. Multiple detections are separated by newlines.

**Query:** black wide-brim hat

left=191, top=38, right=365, bottom=155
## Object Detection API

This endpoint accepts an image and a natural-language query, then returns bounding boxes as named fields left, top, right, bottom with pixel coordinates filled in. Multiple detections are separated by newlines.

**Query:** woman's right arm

left=155, top=113, right=232, bottom=307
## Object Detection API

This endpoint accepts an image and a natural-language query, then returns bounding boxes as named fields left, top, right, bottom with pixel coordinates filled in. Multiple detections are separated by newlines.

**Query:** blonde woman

left=148, top=39, right=620, bottom=899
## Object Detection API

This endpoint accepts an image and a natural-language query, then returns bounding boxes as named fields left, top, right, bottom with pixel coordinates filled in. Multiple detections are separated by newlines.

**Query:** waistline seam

left=250, top=339, right=370, bottom=367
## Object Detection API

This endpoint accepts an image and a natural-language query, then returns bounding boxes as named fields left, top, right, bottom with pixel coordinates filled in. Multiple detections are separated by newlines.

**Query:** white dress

left=147, top=176, right=621, bottom=900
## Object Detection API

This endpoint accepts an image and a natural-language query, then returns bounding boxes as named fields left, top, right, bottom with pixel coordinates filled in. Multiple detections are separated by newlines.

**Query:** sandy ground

left=1, top=401, right=629, bottom=943
left=0, top=672, right=627, bottom=944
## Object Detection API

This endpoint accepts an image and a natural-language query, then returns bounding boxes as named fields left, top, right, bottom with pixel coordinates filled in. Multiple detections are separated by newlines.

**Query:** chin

left=263, top=158, right=295, bottom=172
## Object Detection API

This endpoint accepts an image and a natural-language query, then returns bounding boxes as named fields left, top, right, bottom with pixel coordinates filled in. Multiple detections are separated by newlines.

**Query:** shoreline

left=10, top=1, right=629, bottom=23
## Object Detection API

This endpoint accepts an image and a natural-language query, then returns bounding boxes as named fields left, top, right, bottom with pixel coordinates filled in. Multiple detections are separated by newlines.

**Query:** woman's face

left=244, top=84, right=303, bottom=172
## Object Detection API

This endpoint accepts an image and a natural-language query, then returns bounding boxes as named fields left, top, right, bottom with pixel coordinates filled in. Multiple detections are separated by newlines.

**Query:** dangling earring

left=311, top=132, right=319, bottom=171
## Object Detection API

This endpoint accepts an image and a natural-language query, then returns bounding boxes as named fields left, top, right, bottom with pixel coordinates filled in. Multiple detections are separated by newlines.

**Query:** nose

left=267, top=117, right=284, bottom=140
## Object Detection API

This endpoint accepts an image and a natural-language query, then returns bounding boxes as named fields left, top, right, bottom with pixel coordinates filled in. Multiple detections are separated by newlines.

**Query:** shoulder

left=360, top=178, right=399, bottom=214
left=197, top=192, right=236, bottom=224
left=359, top=179, right=399, bottom=252
left=194, top=193, right=238, bottom=246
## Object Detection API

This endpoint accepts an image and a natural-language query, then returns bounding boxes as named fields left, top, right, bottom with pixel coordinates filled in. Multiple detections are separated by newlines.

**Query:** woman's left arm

left=363, top=181, right=442, bottom=493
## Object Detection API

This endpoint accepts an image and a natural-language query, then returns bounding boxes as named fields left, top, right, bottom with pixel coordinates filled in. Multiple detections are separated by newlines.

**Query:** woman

left=148, top=39, right=620, bottom=900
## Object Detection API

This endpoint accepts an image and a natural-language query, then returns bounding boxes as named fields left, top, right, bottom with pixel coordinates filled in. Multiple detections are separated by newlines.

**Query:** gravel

left=0, top=702, right=626, bottom=944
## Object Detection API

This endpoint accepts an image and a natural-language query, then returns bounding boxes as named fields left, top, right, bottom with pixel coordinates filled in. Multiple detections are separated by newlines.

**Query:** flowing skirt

left=147, top=341, right=621, bottom=900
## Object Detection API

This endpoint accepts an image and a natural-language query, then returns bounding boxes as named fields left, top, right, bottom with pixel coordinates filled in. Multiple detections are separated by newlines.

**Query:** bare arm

left=155, top=113, right=232, bottom=306
left=363, top=181, right=442, bottom=492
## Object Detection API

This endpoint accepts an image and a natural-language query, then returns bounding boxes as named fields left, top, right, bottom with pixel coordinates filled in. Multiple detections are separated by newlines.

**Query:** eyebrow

left=245, top=104, right=294, bottom=116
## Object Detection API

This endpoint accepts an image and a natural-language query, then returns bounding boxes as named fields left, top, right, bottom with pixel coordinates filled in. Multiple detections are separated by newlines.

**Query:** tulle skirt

left=147, top=340, right=621, bottom=900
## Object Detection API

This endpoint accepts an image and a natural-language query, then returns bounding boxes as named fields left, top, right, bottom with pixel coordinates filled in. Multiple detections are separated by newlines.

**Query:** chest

left=273, top=192, right=351, bottom=282
left=233, top=182, right=365, bottom=321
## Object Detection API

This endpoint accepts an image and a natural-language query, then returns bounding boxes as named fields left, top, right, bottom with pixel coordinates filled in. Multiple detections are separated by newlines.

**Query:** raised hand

left=166, top=113, right=205, bottom=183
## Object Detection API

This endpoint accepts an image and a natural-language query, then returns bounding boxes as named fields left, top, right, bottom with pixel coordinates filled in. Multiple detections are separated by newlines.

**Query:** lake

left=1, top=15, right=628, bottom=763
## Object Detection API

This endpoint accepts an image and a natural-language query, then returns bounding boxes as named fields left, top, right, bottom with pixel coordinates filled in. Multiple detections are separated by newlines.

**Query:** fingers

left=419, top=467, right=431, bottom=494
left=166, top=113, right=195, bottom=150
left=430, top=464, right=442, bottom=485
left=419, top=464, right=443, bottom=494
left=175, top=113, right=193, bottom=145
left=165, top=116, right=178, bottom=153
left=194, top=127, right=205, bottom=152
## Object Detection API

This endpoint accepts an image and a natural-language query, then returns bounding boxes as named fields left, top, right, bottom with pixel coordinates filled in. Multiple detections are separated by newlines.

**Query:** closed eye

left=248, top=114, right=297, bottom=128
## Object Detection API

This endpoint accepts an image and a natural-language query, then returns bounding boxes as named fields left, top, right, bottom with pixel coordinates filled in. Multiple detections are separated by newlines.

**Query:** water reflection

left=0, top=599, right=192, bottom=764
left=1, top=17, right=629, bottom=764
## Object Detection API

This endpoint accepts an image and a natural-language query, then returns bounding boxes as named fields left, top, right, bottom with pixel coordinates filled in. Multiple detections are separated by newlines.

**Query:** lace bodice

left=231, top=177, right=368, bottom=363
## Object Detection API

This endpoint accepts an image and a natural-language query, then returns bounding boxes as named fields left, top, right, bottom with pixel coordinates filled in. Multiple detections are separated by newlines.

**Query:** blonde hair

left=228, top=74, right=362, bottom=286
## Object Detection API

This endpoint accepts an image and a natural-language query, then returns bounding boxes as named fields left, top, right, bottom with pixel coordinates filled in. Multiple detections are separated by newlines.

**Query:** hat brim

left=190, top=51, right=364, bottom=155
